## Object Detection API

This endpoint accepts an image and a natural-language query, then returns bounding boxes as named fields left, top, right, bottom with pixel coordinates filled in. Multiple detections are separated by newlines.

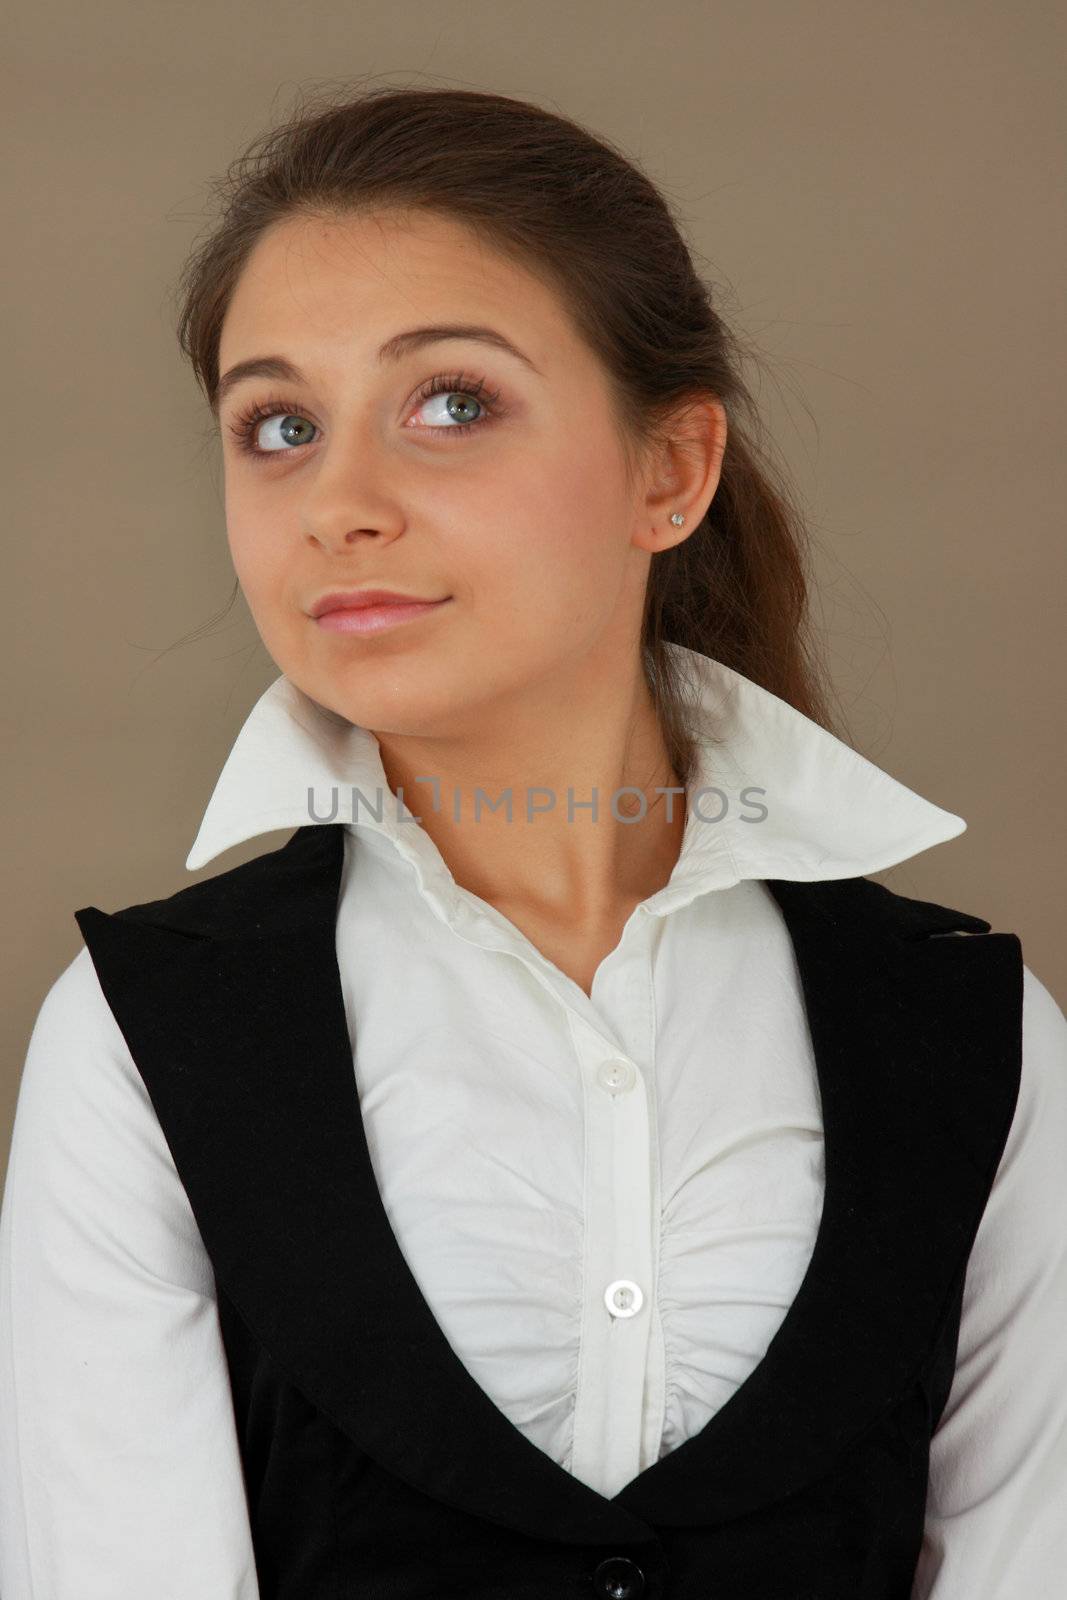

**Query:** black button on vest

left=593, top=1554, right=646, bottom=1596
left=75, top=822, right=1024, bottom=1599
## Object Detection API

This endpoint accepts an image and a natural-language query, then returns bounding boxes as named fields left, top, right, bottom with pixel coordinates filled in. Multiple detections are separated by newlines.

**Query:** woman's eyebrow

left=215, top=323, right=542, bottom=412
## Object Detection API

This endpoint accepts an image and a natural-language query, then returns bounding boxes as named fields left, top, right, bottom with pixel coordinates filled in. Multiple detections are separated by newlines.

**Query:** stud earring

left=670, top=512, right=685, bottom=526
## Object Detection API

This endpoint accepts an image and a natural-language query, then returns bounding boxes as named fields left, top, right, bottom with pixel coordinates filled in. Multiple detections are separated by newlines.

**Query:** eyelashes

left=225, top=370, right=505, bottom=460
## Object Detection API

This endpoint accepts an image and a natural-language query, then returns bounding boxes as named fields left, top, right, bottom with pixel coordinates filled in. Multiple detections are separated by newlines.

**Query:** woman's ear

left=634, top=397, right=728, bottom=554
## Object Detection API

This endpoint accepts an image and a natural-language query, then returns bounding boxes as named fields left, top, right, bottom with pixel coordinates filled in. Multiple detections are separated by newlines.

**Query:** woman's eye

left=411, top=389, right=486, bottom=429
left=250, top=414, right=317, bottom=452
left=408, top=372, right=501, bottom=435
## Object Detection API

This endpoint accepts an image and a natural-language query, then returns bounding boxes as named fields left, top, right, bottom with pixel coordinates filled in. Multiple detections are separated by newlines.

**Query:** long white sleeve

left=911, top=962, right=1067, bottom=1597
left=0, top=945, right=261, bottom=1599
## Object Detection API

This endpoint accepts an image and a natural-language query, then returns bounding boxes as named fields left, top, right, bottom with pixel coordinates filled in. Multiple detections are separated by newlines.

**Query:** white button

left=596, top=1058, right=636, bottom=1094
left=604, top=1279, right=644, bottom=1318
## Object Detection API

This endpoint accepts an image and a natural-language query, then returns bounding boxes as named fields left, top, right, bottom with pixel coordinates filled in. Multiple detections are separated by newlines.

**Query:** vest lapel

left=74, top=823, right=1022, bottom=1548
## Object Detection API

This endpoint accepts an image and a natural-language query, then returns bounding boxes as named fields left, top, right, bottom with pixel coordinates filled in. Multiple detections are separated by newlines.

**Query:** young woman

left=2, top=86, right=1065, bottom=1600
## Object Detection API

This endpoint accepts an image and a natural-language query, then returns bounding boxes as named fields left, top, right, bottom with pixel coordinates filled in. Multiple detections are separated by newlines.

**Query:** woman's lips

left=313, top=598, right=452, bottom=634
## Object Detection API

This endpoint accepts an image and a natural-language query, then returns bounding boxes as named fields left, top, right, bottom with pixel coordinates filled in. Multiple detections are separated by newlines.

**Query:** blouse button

left=592, top=1555, right=646, bottom=1598
left=596, top=1057, right=636, bottom=1094
left=604, top=1279, right=644, bottom=1318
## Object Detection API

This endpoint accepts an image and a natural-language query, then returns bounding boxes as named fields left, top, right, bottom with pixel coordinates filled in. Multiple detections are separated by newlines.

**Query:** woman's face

left=217, top=208, right=715, bottom=739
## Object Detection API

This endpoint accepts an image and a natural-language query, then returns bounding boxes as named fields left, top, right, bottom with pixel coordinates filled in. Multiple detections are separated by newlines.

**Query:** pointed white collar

left=185, top=643, right=965, bottom=889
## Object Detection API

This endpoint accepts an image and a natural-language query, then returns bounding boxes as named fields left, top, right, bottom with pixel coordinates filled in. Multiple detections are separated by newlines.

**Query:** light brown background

left=5, top=2, right=1065, bottom=1188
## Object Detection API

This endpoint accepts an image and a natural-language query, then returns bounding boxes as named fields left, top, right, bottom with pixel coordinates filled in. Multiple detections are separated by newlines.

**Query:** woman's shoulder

left=9, top=941, right=213, bottom=1293
left=1022, top=959, right=1067, bottom=1030
left=74, top=822, right=341, bottom=944
left=28, top=941, right=128, bottom=1067
left=1018, top=960, right=1067, bottom=1121
left=20, top=940, right=166, bottom=1151
left=978, top=958, right=1067, bottom=1221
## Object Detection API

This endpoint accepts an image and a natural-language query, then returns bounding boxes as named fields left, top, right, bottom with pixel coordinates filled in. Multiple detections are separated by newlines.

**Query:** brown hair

left=174, top=83, right=847, bottom=788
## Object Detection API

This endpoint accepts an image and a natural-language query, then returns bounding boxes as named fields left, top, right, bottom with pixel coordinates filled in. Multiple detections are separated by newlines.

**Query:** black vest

left=74, top=822, right=1023, bottom=1600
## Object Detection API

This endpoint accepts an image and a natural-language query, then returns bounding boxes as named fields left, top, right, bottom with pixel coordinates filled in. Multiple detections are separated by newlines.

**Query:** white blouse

left=2, top=643, right=1066, bottom=1599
